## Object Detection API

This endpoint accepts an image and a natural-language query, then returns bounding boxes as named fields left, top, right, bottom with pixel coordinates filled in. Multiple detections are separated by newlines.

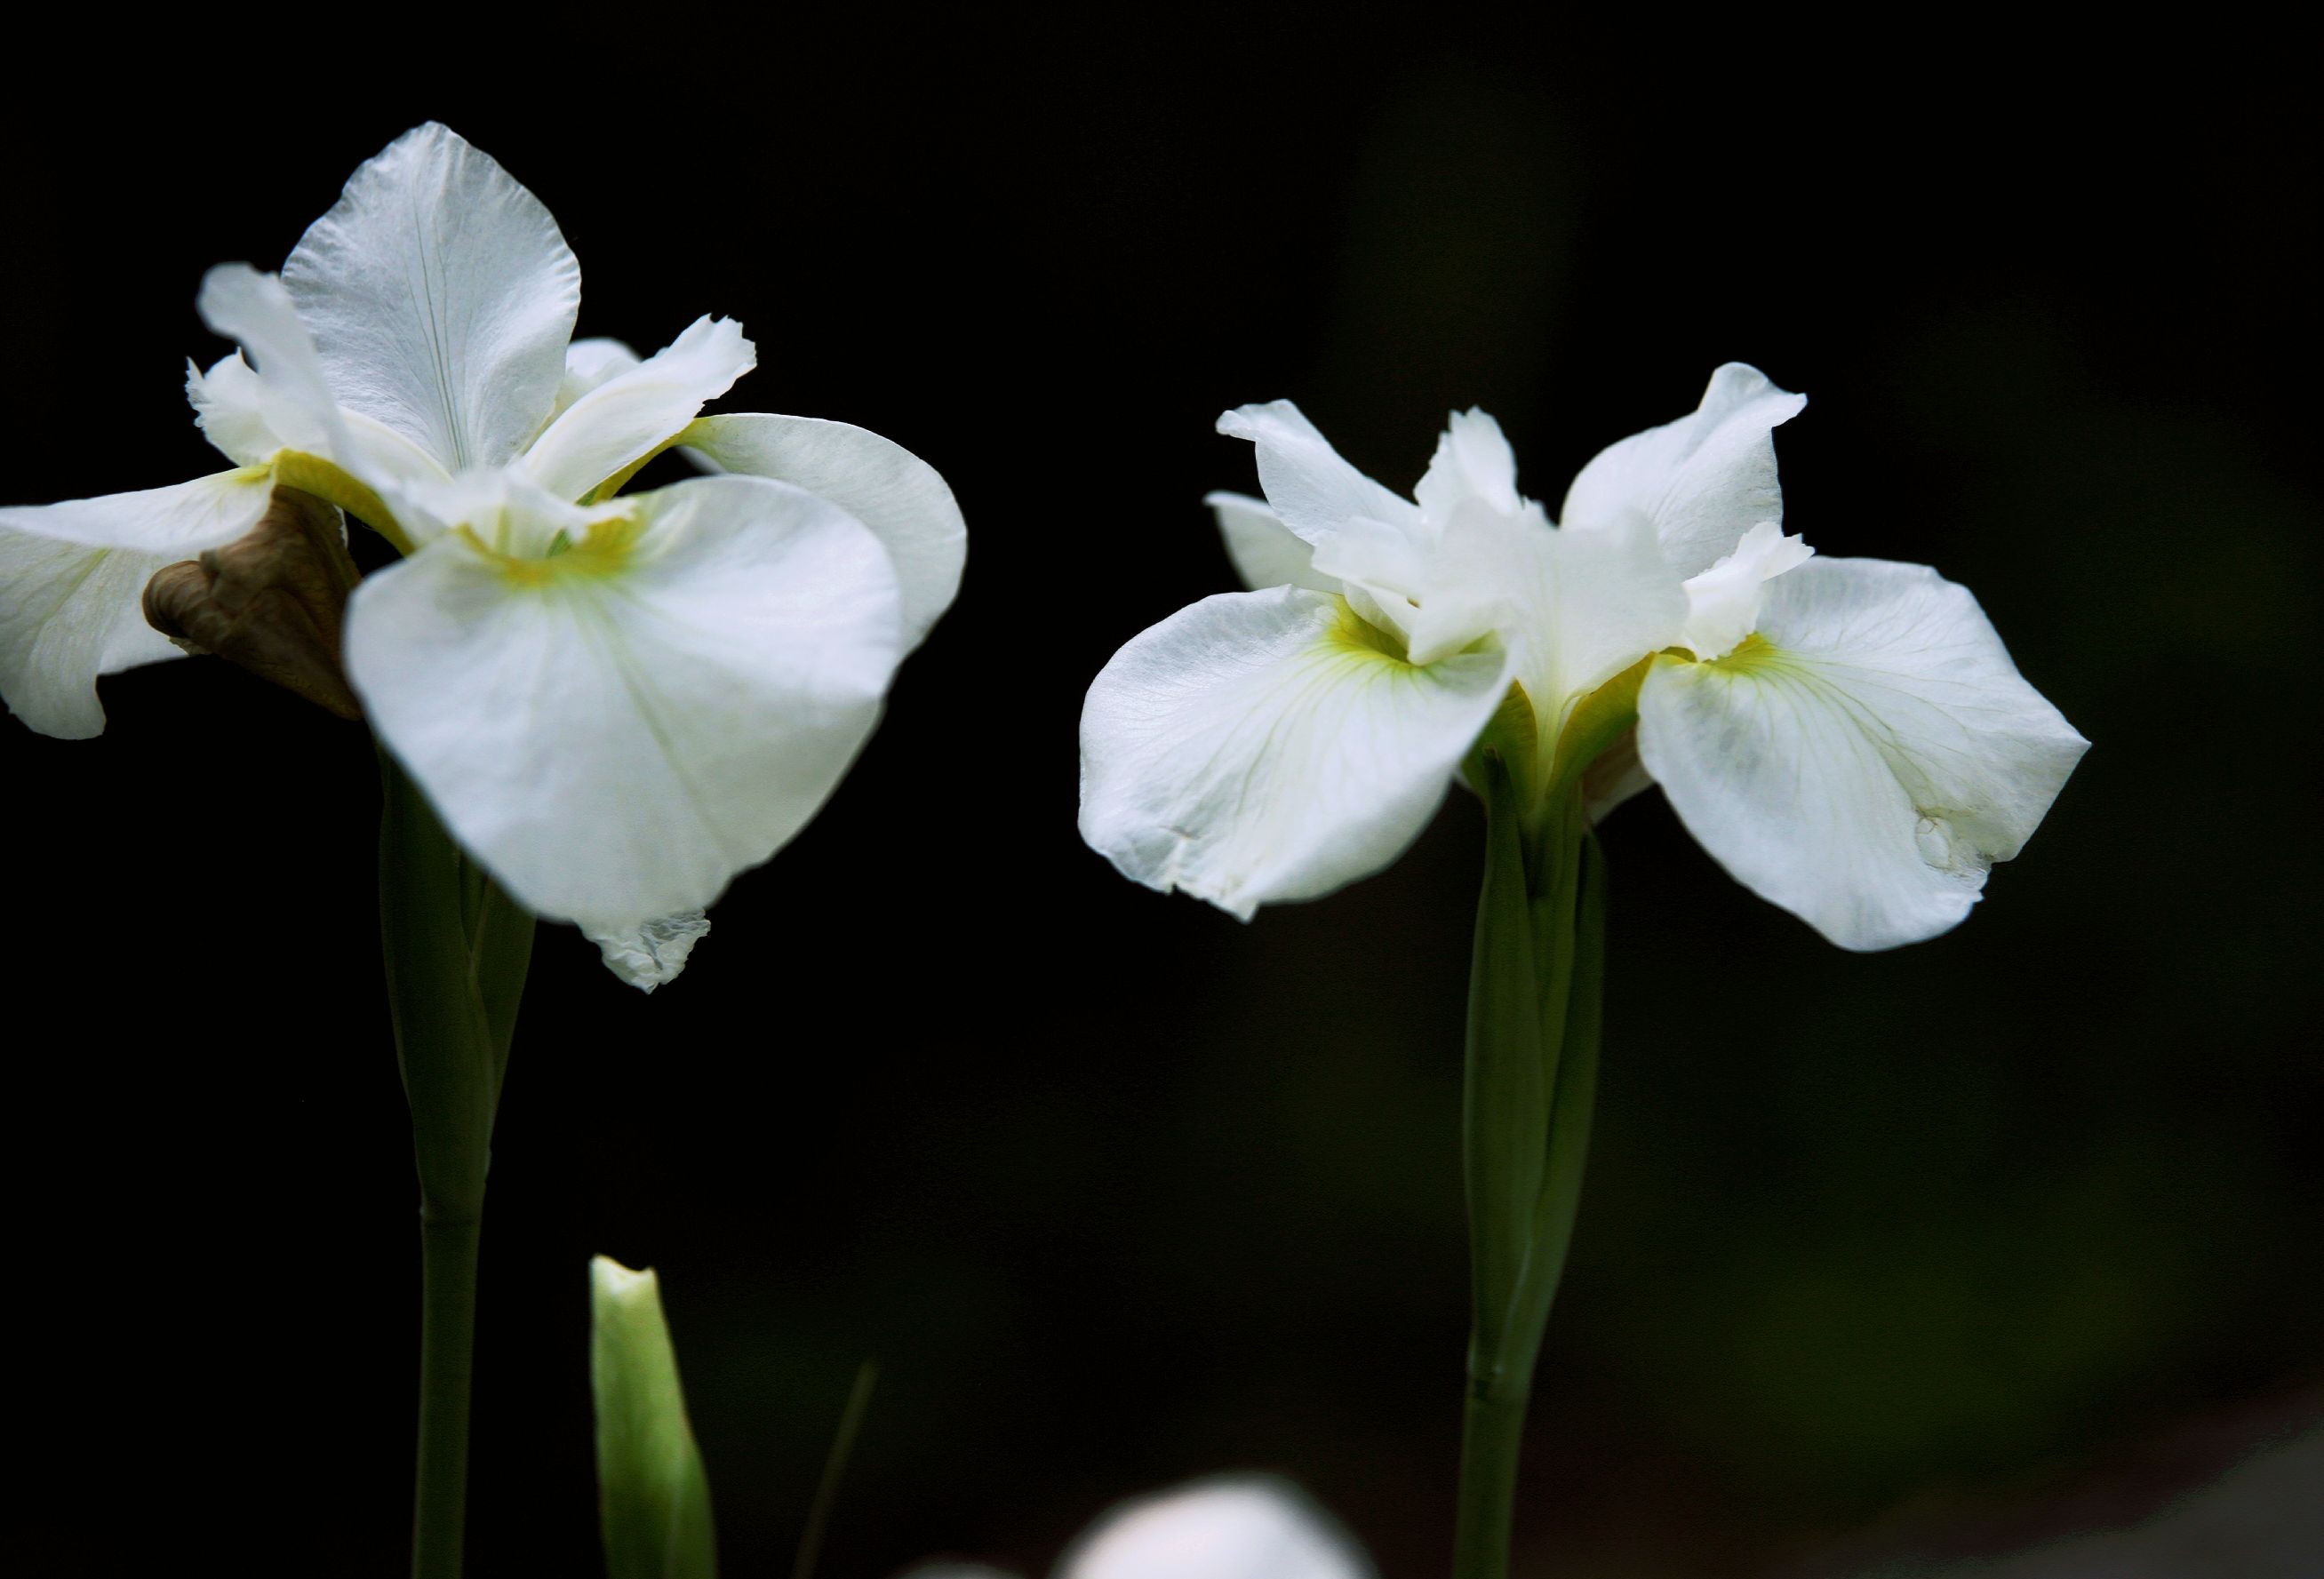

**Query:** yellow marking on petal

left=1320, top=600, right=1411, bottom=662
left=583, top=437, right=682, bottom=505
left=470, top=513, right=647, bottom=587
left=1695, top=631, right=1791, bottom=673
left=269, top=451, right=413, bottom=556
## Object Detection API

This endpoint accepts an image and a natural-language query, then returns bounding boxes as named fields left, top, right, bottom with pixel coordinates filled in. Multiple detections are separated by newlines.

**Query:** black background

left=6, top=21, right=2317, bottom=1578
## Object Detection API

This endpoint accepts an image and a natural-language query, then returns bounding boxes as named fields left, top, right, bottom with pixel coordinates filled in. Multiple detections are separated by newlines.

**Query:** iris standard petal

left=522, top=316, right=755, bottom=501
left=345, top=474, right=903, bottom=924
left=1206, top=490, right=1340, bottom=593
left=681, top=412, right=965, bottom=652
left=1078, top=587, right=1511, bottom=919
left=1637, top=556, right=2088, bottom=950
left=196, top=266, right=346, bottom=459
left=1217, top=401, right=1422, bottom=548
left=553, top=338, right=644, bottom=416
left=1414, top=407, right=1522, bottom=522
left=0, top=470, right=279, bottom=736
left=1560, top=363, right=1806, bottom=578
left=1058, top=1478, right=1374, bottom=1579
left=283, top=123, right=581, bottom=471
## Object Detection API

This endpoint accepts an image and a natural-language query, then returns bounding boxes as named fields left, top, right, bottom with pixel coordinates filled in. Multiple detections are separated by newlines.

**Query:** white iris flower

left=905, top=1476, right=1371, bottom=1579
left=1080, top=367, right=2084, bottom=949
left=0, top=124, right=964, bottom=985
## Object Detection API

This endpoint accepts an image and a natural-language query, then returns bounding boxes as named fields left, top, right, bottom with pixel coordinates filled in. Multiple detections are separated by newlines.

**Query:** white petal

left=522, top=316, right=756, bottom=501
left=555, top=338, right=643, bottom=412
left=346, top=474, right=902, bottom=924
left=1678, top=520, right=1813, bottom=659
left=380, top=466, right=595, bottom=557
left=1414, top=407, right=1521, bottom=522
left=1217, top=401, right=1423, bottom=548
left=1560, top=363, right=1807, bottom=578
left=195, top=265, right=345, bottom=458
left=1078, top=587, right=1510, bottom=919
left=681, top=413, right=965, bottom=652
left=1420, top=508, right=1688, bottom=746
left=1206, top=491, right=1339, bottom=593
left=1637, top=556, right=2088, bottom=950
left=583, top=910, right=710, bottom=993
left=284, top=123, right=580, bottom=470
left=0, top=470, right=277, bottom=737
left=188, top=270, right=451, bottom=502
left=1058, top=1478, right=1373, bottom=1579
left=186, top=354, right=281, bottom=468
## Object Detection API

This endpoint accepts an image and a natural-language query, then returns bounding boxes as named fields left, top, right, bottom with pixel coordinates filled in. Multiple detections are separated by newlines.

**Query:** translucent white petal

left=554, top=338, right=643, bottom=414
left=1217, top=401, right=1423, bottom=548
left=1206, top=490, right=1339, bottom=593
left=1560, top=363, right=1807, bottom=578
left=583, top=910, right=710, bottom=993
left=283, top=123, right=580, bottom=470
left=196, top=265, right=345, bottom=458
left=1414, top=407, right=1521, bottom=522
left=1058, top=1478, right=1373, bottom=1579
left=0, top=470, right=278, bottom=737
left=1078, top=587, right=1510, bottom=919
left=1637, top=556, right=2088, bottom=950
left=522, top=316, right=755, bottom=501
left=188, top=275, right=451, bottom=500
left=186, top=354, right=280, bottom=468
left=681, top=413, right=965, bottom=652
left=346, top=474, right=902, bottom=924
left=1678, top=520, right=1813, bottom=659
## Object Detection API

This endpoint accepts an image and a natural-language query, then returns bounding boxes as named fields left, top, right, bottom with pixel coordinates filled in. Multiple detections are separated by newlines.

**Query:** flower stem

left=1453, top=754, right=1607, bottom=1579
left=379, top=750, right=534, bottom=1579
left=412, top=1212, right=482, bottom=1579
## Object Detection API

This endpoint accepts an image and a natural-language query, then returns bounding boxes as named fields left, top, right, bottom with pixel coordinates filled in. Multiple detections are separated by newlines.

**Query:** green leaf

left=592, top=1257, right=719, bottom=1579
left=1463, top=753, right=1549, bottom=1370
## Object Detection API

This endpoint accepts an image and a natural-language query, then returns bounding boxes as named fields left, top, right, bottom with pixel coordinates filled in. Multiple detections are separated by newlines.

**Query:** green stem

left=379, top=751, right=534, bottom=1579
left=412, top=1214, right=482, bottom=1579
left=1454, top=757, right=1608, bottom=1579
left=1452, top=1374, right=1534, bottom=1579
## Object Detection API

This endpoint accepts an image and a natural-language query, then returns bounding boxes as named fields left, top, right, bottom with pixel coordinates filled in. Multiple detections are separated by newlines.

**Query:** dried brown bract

left=142, top=486, right=361, bottom=720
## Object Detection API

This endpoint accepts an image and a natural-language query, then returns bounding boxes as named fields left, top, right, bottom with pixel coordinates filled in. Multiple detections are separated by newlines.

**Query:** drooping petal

left=1560, top=363, right=1807, bottom=578
left=681, top=412, right=965, bottom=651
left=1217, top=401, right=1422, bottom=548
left=1637, top=556, right=2088, bottom=950
left=0, top=470, right=278, bottom=736
left=1206, top=490, right=1339, bottom=593
left=1414, top=407, right=1522, bottom=522
left=1078, top=587, right=1510, bottom=919
left=1678, top=520, right=1813, bottom=659
left=283, top=123, right=581, bottom=471
left=1058, top=1478, right=1374, bottom=1579
left=346, top=474, right=902, bottom=926
left=522, top=316, right=755, bottom=501
left=583, top=911, right=711, bottom=993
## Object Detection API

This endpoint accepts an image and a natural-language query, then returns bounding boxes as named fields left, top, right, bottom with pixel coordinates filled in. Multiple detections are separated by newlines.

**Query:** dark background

left=6, top=22, right=2316, bottom=1578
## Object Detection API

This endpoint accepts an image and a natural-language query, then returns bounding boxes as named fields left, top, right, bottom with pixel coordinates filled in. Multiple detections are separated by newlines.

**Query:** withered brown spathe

left=142, top=486, right=360, bottom=720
